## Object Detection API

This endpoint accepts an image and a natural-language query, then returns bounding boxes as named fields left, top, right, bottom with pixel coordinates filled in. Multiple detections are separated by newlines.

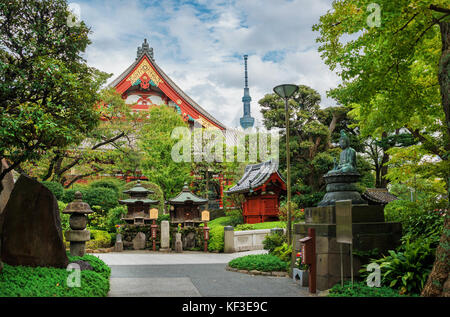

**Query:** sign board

left=335, top=200, right=353, bottom=244
left=201, top=210, right=210, bottom=222
left=149, top=208, right=159, bottom=220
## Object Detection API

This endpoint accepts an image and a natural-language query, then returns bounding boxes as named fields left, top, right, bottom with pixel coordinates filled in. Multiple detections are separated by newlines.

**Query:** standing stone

left=160, top=221, right=170, bottom=251
left=175, top=232, right=183, bottom=253
left=114, top=233, right=123, bottom=252
left=224, top=226, right=235, bottom=253
left=1, top=174, right=68, bottom=268
left=132, top=232, right=146, bottom=250
left=0, top=159, right=15, bottom=216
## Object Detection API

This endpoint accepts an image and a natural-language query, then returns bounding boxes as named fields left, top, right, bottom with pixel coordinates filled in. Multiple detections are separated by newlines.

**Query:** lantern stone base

left=292, top=205, right=401, bottom=291
left=65, top=230, right=90, bottom=257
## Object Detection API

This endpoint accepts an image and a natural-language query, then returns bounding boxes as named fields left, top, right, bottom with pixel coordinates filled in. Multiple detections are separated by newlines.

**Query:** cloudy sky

left=75, top=0, right=339, bottom=128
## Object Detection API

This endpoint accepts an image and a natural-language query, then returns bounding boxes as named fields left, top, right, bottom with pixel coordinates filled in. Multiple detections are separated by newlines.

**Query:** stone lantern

left=63, top=191, right=93, bottom=257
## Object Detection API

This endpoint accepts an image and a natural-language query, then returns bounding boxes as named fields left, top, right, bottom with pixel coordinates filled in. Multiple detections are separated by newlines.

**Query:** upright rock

left=0, top=159, right=15, bottom=226
left=1, top=175, right=68, bottom=268
left=132, top=232, right=146, bottom=250
left=160, top=220, right=170, bottom=251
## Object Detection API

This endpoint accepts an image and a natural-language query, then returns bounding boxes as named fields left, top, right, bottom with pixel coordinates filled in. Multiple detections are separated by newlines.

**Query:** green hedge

left=86, top=230, right=112, bottom=249
left=89, top=178, right=124, bottom=195
left=0, top=254, right=110, bottom=297
left=328, top=281, right=413, bottom=297
left=228, top=254, right=289, bottom=272
left=42, top=181, right=64, bottom=200
left=63, top=187, right=118, bottom=211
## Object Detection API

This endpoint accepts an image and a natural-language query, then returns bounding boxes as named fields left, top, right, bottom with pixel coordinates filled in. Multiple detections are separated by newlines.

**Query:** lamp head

left=273, top=84, right=298, bottom=99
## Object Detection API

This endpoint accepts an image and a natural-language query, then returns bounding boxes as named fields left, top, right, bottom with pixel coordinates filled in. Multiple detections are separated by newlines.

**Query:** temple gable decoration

left=109, top=38, right=226, bottom=130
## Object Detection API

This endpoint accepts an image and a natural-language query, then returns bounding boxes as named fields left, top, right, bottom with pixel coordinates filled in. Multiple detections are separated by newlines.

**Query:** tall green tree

left=20, top=88, right=149, bottom=187
left=139, top=106, right=192, bottom=200
left=259, top=84, right=372, bottom=207
left=314, top=0, right=449, bottom=296
left=0, top=0, right=109, bottom=190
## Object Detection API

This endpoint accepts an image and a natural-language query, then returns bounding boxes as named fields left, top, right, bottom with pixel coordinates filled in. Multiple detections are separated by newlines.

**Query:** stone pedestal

left=65, top=229, right=90, bottom=257
left=114, top=233, right=123, bottom=252
left=293, top=204, right=401, bottom=291
left=317, top=173, right=367, bottom=207
left=160, top=221, right=170, bottom=251
left=224, top=226, right=235, bottom=253
left=175, top=233, right=183, bottom=253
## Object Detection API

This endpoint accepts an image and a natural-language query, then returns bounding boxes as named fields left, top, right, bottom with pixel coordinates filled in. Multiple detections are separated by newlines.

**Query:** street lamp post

left=273, top=84, right=298, bottom=246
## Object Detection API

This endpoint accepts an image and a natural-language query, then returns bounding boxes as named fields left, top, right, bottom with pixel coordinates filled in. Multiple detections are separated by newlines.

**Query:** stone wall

left=232, top=229, right=285, bottom=252
left=292, top=204, right=402, bottom=291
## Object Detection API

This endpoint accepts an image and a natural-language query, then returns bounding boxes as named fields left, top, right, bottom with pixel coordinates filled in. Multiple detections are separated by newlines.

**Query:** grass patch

left=328, top=281, right=417, bottom=297
left=0, top=254, right=110, bottom=297
left=228, top=254, right=289, bottom=272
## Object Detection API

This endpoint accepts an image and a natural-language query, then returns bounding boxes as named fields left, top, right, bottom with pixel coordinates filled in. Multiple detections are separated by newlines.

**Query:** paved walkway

left=93, top=250, right=311, bottom=297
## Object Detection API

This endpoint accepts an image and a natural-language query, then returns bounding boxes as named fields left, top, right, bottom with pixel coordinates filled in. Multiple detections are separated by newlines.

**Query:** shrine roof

left=119, top=198, right=159, bottom=205
left=109, top=40, right=226, bottom=130
left=226, top=159, right=286, bottom=194
left=166, top=183, right=208, bottom=205
left=362, top=188, right=398, bottom=205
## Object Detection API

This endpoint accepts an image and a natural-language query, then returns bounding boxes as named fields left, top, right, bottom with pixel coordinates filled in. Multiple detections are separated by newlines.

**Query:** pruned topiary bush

left=228, top=254, right=289, bottom=272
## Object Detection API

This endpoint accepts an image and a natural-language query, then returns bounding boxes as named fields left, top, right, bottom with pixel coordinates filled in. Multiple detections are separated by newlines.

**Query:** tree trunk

left=422, top=20, right=450, bottom=297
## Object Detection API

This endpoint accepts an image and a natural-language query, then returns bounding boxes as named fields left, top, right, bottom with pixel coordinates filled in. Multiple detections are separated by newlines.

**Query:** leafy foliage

left=228, top=254, right=289, bottom=272
left=360, top=238, right=436, bottom=295
left=328, top=281, right=410, bottom=297
left=86, top=230, right=112, bottom=249
left=139, top=106, right=192, bottom=200
left=0, top=254, right=110, bottom=297
left=384, top=199, right=445, bottom=245
left=272, top=243, right=292, bottom=263
left=263, top=233, right=287, bottom=254
left=0, top=0, right=110, bottom=185
left=41, top=181, right=64, bottom=200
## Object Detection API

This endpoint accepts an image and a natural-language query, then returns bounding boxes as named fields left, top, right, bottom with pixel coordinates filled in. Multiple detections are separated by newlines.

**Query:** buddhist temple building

left=226, top=159, right=286, bottom=224
left=167, top=183, right=208, bottom=227
left=109, top=39, right=225, bottom=130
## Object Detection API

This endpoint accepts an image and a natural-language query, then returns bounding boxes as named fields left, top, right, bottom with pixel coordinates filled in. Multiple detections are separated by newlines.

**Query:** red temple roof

left=109, top=39, right=226, bottom=130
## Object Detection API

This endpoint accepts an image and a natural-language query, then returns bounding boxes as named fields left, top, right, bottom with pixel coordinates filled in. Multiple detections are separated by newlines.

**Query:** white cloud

left=76, top=0, right=339, bottom=128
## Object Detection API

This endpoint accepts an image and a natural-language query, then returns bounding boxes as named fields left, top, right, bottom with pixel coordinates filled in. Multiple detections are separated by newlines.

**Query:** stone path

left=93, top=250, right=311, bottom=297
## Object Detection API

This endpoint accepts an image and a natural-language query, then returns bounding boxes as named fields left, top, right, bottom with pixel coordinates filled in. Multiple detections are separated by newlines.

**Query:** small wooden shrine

left=226, top=159, right=286, bottom=224
left=167, top=183, right=208, bottom=227
left=119, top=180, right=159, bottom=225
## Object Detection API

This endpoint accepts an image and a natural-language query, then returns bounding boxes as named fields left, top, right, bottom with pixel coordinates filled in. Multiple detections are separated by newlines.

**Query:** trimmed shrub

left=228, top=254, right=288, bottom=272
left=105, top=206, right=127, bottom=232
left=208, top=225, right=225, bottom=252
left=86, top=230, right=112, bottom=249
left=89, top=178, right=124, bottom=195
left=63, top=187, right=118, bottom=211
left=0, top=254, right=110, bottom=297
left=41, top=181, right=64, bottom=200
left=263, top=233, right=287, bottom=253
left=84, top=187, right=118, bottom=211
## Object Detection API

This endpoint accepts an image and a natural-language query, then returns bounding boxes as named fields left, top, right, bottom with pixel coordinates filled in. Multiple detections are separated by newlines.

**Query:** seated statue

left=327, top=130, right=357, bottom=175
